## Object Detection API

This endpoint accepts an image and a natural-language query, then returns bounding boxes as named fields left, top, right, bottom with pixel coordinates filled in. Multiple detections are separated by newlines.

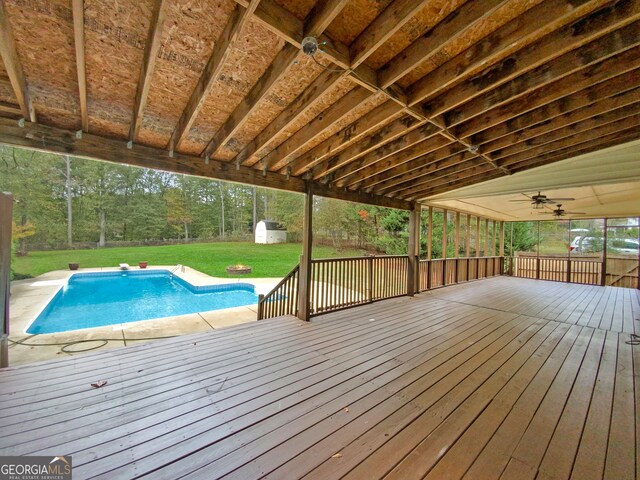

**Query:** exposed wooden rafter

left=72, top=0, right=88, bottom=132
left=349, top=0, right=431, bottom=69
left=379, top=0, right=506, bottom=88
left=256, top=86, right=372, bottom=172
left=201, top=0, right=349, bottom=161
left=129, top=0, right=168, bottom=141
left=0, top=0, right=35, bottom=122
left=408, top=0, right=614, bottom=104
left=168, top=0, right=261, bottom=152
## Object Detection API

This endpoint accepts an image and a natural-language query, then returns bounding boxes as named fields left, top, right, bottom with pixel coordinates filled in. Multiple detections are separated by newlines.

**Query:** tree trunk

left=98, top=209, right=106, bottom=247
left=65, top=155, right=73, bottom=248
left=18, top=212, right=27, bottom=256
left=184, top=222, right=189, bottom=242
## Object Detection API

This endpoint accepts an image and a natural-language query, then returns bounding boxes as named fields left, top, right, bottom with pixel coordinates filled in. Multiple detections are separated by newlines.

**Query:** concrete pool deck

left=7, top=266, right=283, bottom=366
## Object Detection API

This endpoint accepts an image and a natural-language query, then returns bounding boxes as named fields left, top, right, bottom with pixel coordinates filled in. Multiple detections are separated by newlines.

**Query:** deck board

left=0, top=277, right=637, bottom=479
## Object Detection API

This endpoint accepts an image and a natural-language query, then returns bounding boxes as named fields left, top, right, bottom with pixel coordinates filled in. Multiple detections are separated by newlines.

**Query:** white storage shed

left=255, top=220, right=287, bottom=244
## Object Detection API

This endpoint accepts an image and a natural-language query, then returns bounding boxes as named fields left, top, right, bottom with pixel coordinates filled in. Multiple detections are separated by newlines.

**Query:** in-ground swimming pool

left=27, top=270, right=259, bottom=334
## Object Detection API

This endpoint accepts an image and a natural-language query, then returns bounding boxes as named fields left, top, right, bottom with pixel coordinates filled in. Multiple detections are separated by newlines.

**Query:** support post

left=427, top=206, right=433, bottom=260
left=492, top=220, right=497, bottom=256
left=442, top=209, right=448, bottom=259
left=637, top=217, right=640, bottom=290
left=499, top=221, right=505, bottom=275
left=297, top=184, right=313, bottom=321
left=601, top=218, right=608, bottom=287
left=454, top=212, right=460, bottom=259
left=0, top=192, right=13, bottom=368
left=476, top=216, right=481, bottom=258
left=465, top=213, right=471, bottom=257
left=407, top=203, right=420, bottom=296
left=567, top=219, right=572, bottom=283
left=485, top=218, right=489, bottom=258
left=536, top=221, right=541, bottom=280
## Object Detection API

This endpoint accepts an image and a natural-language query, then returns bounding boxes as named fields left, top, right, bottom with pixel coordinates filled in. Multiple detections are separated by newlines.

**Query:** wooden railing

left=257, top=265, right=299, bottom=320
left=258, top=255, right=504, bottom=320
left=310, top=255, right=409, bottom=315
left=419, top=257, right=502, bottom=290
left=512, top=255, right=602, bottom=285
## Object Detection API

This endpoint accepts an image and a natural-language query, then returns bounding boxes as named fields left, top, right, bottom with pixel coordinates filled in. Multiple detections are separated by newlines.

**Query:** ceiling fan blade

left=509, top=199, right=535, bottom=202
left=546, top=197, right=575, bottom=202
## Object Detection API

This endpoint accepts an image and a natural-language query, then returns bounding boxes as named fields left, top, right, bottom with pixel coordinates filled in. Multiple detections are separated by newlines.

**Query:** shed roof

left=0, top=0, right=638, bottom=214
left=259, top=220, right=286, bottom=230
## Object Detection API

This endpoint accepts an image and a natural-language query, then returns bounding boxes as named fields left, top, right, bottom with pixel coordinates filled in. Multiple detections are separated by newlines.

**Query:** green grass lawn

left=12, top=242, right=363, bottom=279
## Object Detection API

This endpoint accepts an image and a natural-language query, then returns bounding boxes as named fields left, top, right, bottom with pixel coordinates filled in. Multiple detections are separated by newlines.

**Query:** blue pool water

left=27, top=271, right=259, bottom=334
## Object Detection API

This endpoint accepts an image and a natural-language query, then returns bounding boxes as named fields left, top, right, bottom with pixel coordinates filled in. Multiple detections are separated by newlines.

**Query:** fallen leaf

left=343, top=407, right=349, bottom=412
left=332, top=453, right=343, bottom=458
left=91, top=380, right=108, bottom=388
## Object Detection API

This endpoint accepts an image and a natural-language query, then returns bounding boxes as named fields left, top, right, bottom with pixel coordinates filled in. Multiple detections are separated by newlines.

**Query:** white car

left=570, top=236, right=638, bottom=254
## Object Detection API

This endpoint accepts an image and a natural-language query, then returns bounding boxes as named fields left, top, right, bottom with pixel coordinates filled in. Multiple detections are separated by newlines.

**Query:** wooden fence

left=258, top=255, right=503, bottom=320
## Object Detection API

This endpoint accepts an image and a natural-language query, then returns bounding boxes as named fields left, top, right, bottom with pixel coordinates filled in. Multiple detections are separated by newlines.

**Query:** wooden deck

left=0, top=277, right=638, bottom=479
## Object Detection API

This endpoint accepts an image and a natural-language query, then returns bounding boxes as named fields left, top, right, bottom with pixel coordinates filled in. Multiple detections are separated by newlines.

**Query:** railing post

left=426, top=260, right=432, bottom=290
left=442, top=258, right=447, bottom=286
left=454, top=258, right=459, bottom=284
left=257, top=294, right=264, bottom=320
left=367, top=255, right=373, bottom=303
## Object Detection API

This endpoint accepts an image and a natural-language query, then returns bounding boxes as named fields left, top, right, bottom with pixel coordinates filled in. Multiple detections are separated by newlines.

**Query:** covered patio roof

left=0, top=0, right=638, bottom=211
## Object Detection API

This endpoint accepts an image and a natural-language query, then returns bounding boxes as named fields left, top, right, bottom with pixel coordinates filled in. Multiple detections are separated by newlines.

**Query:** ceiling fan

left=538, top=204, right=586, bottom=218
left=510, top=191, right=575, bottom=209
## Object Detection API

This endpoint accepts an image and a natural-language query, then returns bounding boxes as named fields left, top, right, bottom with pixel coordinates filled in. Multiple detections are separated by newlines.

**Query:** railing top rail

left=311, top=254, right=409, bottom=263
left=260, top=264, right=299, bottom=302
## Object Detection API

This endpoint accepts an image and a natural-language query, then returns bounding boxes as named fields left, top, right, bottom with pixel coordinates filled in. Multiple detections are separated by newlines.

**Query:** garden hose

left=8, top=334, right=177, bottom=354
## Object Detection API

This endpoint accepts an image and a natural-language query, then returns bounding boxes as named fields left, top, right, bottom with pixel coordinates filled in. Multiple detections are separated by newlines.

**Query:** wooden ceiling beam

left=507, top=128, right=640, bottom=174
left=344, top=134, right=456, bottom=190
left=365, top=147, right=473, bottom=195
left=471, top=73, right=640, bottom=148
left=0, top=117, right=411, bottom=210
left=488, top=101, right=640, bottom=160
left=304, top=0, right=349, bottom=37
left=331, top=122, right=441, bottom=186
left=235, top=69, right=345, bottom=167
left=286, top=100, right=404, bottom=177
left=410, top=169, right=506, bottom=200
left=350, top=0, right=431, bottom=69
left=256, top=87, right=373, bottom=172
left=441, top=19, right=640, bottom=128
left=0, top=0, right=35, bottom=122
left=0, top=100, right=21, bottom=115
left=412, top=125, right=640, bottom=201
left=129, top=0, right=168, bottom=141
left=201, top=44, right=299, bottom=160
left=168, top=0, right=260, bottom=151
left=309, top=114, right=426, bottom=181
left=393, top=157, right=489, bottom=198
left=379, top=0, right=506, bottom=88
left=453, top=45, right=640, bottom=139
left=498, top=113, right=640, bottom=167
left=202, top=1, right=349, bottom=160
left=358, top=142, right=470, bottom=193
left=408, top=0, right=613, bottom=105
left=72, top=0, right=88, bottom=132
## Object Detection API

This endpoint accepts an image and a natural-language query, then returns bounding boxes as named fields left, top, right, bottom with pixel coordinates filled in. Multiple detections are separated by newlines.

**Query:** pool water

left=27, top=271, right=259, bottom=334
